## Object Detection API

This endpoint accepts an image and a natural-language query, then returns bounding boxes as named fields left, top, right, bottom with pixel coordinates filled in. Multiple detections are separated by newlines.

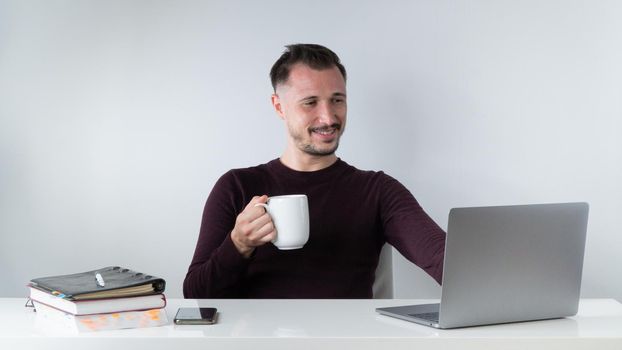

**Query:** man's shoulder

left=342, top=160, right=392, bottom=179
left=215, top=159, right=277, bottom=187
left=226, top=159, right=275, bottom=176
left=340, top=160, right=402, bottom=188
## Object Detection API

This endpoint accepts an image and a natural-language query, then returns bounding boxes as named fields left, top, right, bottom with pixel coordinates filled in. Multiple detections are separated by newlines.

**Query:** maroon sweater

left=183, top=158, right=445, bottom=298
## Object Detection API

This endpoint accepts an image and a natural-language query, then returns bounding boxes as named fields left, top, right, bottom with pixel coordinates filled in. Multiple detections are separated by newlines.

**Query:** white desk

left=1, top=298, right=621, bottom=349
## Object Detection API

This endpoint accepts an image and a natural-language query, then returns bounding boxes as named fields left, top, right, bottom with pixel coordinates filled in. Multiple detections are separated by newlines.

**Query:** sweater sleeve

left=183, top=171, right=251, bottom=298
left=379, top=174, right=446, bottom=284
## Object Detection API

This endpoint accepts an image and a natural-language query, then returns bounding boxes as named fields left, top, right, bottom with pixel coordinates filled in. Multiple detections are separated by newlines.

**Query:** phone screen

left=174, top=307, right=218, bottom=325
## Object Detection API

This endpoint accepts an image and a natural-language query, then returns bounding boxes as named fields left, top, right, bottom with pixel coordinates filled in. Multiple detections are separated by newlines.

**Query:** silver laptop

left=376, top=202, right=589, bottom=329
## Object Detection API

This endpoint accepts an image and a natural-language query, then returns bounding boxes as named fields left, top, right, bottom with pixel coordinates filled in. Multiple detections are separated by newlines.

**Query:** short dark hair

left=270, top=43, right=347, bottom=92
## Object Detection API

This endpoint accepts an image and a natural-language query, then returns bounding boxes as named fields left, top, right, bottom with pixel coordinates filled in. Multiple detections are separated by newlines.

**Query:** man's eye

left=303, top=100, right=316, bottom=106
left=332, top=98, right=345, bottom=104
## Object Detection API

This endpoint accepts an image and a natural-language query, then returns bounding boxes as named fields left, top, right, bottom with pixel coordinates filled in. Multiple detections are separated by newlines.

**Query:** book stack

left=28, top=266, right=168, bottom=333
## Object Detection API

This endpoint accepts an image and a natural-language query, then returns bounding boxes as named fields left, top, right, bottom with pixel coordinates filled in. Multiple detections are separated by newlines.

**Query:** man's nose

left=318, top=101, right=339, bottom=125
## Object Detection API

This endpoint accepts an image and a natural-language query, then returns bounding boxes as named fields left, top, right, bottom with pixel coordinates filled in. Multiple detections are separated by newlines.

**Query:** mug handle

left=254, top=203, right=269, bottom=212
left=254, top=203, right=277, bottom=243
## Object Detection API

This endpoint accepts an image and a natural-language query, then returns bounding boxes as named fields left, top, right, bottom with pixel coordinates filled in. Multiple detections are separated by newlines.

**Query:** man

left=183, top=44, right=445, bottom=298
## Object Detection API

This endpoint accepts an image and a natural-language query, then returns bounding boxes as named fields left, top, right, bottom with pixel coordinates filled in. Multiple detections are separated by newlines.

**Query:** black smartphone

left=174, top=307, right=218, bottom=325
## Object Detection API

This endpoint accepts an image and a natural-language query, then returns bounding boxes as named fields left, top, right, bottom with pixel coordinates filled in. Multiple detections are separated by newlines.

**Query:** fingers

left=251, top=218, right=277, bottom=243
left=245, top=195, right=268, bottom=211
left=244, top=212, right=276, bottom=242
left=251, top=210, right=272, bottom=228
left=258, top=230, right=277, bottom=243
left=231, top=195, right=275, bottom=257
left=239, top=195, right=269, bottom=222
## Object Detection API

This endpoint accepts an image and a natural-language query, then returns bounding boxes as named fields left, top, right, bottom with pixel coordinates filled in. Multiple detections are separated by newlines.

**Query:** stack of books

left=28, top=266, right=168, bottom=333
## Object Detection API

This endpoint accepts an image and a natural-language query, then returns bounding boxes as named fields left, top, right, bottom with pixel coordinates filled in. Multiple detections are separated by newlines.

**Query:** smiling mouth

left=310, top=124, right=341, bottom=136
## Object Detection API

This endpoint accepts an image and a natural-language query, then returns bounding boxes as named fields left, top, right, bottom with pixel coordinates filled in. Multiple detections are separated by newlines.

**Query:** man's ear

left=271, top=93, right=285, bottom=120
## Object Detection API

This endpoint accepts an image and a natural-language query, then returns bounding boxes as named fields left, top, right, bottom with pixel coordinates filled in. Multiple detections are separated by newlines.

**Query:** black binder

left=29, top=266, right=166, bottom=300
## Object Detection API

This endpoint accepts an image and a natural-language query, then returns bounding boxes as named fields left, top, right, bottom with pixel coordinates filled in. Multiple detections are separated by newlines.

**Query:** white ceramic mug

left=256, top=194, right=309, bottom=250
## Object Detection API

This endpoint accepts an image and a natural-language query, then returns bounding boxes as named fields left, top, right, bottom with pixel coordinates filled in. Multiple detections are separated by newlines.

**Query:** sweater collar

left=267, top=157, right=348, bottom=181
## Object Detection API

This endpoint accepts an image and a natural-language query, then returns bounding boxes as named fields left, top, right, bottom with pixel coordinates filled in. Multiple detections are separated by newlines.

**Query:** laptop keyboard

left=409, top=312, right=439, bottom=322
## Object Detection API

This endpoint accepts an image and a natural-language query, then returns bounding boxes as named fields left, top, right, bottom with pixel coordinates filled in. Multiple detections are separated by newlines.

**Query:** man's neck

left=280, top=150, right=338, bottom=172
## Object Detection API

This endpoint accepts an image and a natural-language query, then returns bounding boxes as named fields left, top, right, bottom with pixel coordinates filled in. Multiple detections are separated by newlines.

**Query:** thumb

left=246, top=195, right=268, bottom=209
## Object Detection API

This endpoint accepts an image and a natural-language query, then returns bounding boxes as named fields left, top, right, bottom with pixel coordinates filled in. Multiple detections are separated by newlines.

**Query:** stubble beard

left=290, top=125, right=344, bottom=157
left=301, top=139, right=340, bottom=156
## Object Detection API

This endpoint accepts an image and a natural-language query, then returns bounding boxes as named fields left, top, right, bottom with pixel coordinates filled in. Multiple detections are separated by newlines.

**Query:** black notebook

left=29, top=266, right=166, bottom=300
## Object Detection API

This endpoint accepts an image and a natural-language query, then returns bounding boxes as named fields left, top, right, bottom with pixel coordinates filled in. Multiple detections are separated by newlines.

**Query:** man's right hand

left=230, top=195, right=276, bottom=258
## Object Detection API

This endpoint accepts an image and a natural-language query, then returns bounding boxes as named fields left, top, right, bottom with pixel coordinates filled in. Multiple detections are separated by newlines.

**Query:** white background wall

left=1, top=0, right=620, bottom=301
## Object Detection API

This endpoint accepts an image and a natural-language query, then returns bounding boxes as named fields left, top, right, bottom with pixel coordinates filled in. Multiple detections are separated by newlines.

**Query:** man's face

left=272, top=63, right=347, bottom=157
